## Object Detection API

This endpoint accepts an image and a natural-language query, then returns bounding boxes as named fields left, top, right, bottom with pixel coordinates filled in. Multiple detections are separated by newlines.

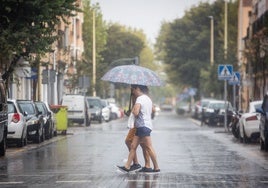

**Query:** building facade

left=9, top=0, right=84, bottom=105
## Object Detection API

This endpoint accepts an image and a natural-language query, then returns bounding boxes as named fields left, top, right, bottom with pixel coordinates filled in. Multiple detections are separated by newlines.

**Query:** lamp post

left=92, top=10, right=96, bottom=97
left=208, top=16, right=214, bottom=66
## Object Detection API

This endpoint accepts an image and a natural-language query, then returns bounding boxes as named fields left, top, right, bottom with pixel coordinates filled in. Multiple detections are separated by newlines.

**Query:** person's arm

left=132, top=103, right=141, bottom=116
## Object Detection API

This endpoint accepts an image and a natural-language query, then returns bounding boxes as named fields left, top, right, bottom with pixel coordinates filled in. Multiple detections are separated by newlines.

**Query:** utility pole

left=224, top=0, right=228, bottom=132
left=92, top=10, right=96, bottom=97
left=209, top=16, right=214, bottom=66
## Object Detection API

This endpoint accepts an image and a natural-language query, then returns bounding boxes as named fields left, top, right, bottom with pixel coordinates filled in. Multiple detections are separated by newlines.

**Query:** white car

left=101, top=99, right=111, bottom=122
left=109, top=103, right=122, bottom=120
left=238, top=100, right=263, bottom=143
left=7, top=99, right=27, bottom=147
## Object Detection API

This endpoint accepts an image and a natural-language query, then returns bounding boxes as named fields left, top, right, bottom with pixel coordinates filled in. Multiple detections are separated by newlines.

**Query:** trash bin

left=50, top=105, right=68, bottom=135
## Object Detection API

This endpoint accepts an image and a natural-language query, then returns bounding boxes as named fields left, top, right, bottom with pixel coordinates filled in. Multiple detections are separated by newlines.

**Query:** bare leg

left=125, top=139, right=139, bottom=164
left=140, top=136, right=159, bottom=170
left=124, top=136, right=140, bottom=169
left=140, top=143, right=151, bottom=168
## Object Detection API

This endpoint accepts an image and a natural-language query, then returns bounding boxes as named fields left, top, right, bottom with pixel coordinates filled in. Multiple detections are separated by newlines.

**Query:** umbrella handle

left=124, top=93, right=133, bottom=117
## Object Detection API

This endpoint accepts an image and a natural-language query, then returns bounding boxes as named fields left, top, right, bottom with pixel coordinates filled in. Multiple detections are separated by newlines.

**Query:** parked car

left=109, top=102, right=122, bottom=120
left=34, top=101, right=54, bottom=139
left=101, top=99, right=111, bottom=122
left=17, top=100, right=45, bottom=143
left=86, top=96, right=103, bottom=123
left=194, top=98, right=216, bottom=119
left=238, top=100, right=262, bottom=143
left=204, top=100, right=233, bottom=126
left=7, top=99, right=27, bottom=147
left=0, top=78, right=7, bottom=156
left=176, top=101, right=190, bottom=115
left=62, top=95, right=91, bottom=126
left=45, top=103, right=57, bottom=136
left=258, top=95, right=268, bottom=150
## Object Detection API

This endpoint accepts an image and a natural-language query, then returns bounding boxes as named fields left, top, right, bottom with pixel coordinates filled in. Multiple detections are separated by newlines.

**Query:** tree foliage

left=0, top=0, right=80, bottom=64
left=77, top=0, right=107, bottom=95
left=155, top=0, right=238, bottom=99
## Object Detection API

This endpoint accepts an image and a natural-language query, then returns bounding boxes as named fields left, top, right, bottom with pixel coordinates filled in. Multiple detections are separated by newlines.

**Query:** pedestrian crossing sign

left=228, top=72, right=240, bottom=85
left=218, top=64, right=233, bottom=80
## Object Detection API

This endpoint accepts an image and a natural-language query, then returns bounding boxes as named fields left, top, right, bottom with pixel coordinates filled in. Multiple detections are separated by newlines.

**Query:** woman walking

left=118, top=84, right=160, bottom=173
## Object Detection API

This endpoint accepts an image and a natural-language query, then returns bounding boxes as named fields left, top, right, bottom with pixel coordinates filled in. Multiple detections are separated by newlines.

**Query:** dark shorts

left=135, top=126, right=151, bottom=137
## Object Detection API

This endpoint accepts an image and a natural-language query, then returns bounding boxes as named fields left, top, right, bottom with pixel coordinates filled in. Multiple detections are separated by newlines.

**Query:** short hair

left=131, top=84, right=148, bottom=94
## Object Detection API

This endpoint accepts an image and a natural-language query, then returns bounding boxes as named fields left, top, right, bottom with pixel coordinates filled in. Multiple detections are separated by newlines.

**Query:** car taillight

left=12, top=113, right=20, bottom=123
left=246, top=115, right=258, bottom=121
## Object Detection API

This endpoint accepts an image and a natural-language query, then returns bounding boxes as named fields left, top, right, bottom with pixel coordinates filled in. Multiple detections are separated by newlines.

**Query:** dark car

left=0, top=78, right=8, bottom=156
left=35, top=101, right=54, bottom=139
left=17, top=100, right=45, bottom=143
left=86, top=96, right=103, bottom=123
left=258, top=94, right=268, bottom=151
left=204, top=100, right=233, bottom=126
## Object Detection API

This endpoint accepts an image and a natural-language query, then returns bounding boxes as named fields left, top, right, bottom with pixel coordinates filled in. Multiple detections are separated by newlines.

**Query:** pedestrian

left=118, top=84, right=160, bottom=173
left=124, top=89, right=152, bottom=172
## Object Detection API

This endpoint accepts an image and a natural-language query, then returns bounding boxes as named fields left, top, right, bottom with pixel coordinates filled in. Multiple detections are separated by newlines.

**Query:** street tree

left=0, top=0, right=80, bottom=80
left=77, top=0, right=107, bottom=95
left=155, top=0, right=238, bottom=99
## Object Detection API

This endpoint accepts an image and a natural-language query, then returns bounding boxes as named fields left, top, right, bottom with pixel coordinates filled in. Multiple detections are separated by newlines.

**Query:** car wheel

left=242, top=127, right=249, bottom=143
left=24, top=136, right=27, bottom=146
left=35, top=130, right=41, bottom=144
left=264, top=138, right=268, bottom=151
left=17, top=136, right=24, bottom=147
left=239, top=127, right=243, bottom=143
left=260, top=138, right=265, bottom=150
left=0, top=136, right=6, bottom=156
left=41, top=126, right=45, bottom=142
left=85, top=115, right=91, bottom=127
left=98, top=116, right=102, bottom=124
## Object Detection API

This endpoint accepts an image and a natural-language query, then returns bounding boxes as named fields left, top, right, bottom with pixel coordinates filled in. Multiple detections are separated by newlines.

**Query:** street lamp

left=208, top=16, right=214, bottom=66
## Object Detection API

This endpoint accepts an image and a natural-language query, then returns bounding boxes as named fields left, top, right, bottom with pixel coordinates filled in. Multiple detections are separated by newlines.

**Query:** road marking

left=0, top=181, right=24, bottom=184
left=56, top=180, right=92, bottom=183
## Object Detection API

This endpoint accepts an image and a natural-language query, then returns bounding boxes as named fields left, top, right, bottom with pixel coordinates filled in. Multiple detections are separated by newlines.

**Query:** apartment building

left=10, top=0, right=84, bottom=105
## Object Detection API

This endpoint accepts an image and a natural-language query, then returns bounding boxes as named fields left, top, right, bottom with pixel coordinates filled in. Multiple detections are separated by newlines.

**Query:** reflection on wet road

left=0, top=111, right=268, bottom=187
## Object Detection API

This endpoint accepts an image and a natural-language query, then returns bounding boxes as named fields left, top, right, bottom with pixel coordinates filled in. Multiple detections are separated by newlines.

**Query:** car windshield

left=87, top=99, right=101, bottom=108
left=35, top=103, right=46, bottom=115
left=7, top=102, right=16, bottom=114
left=209, top=102, right=232, bottom=110
left=18, top=103, right=35, bottom=115
left=202, top=101, right=210, bottom=107
left=254, top=103, right=262, bottom=110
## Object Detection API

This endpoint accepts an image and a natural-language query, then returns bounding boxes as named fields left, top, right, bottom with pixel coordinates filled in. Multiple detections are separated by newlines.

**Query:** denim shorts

left=135, top=126, right=152, bottom=137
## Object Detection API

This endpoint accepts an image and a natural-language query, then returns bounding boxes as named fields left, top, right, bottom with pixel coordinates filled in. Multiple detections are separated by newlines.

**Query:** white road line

left=0, top=182, right=24, bottom=184
left=56, top=180, right=92, bottom=183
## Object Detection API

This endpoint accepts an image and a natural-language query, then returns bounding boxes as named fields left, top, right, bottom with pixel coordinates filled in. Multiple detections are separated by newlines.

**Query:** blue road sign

left=228, top=72, right=240, bottom=85
left=218, top=64, right=233, bottom=80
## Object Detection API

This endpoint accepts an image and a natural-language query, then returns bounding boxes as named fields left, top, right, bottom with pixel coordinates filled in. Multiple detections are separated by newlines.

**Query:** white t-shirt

left=135, top=94, right=153, bottom=130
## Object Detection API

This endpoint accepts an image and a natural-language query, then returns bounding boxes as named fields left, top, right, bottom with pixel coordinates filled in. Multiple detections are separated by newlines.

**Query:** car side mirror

left=24, top=111, right=28, bottom=116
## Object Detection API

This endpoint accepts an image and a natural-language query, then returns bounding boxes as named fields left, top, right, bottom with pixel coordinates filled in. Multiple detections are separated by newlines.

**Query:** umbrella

left=101, top=65, right=164, bottom=86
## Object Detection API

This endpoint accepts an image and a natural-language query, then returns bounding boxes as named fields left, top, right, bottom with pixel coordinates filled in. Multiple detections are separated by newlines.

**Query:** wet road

left=1, top=111, right=268, bottom=187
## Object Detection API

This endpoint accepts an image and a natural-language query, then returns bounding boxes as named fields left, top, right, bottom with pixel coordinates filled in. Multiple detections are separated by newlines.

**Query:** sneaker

left=117, top=166, right=130, bottom=173
left=138, top=167, right=154, bottom=173
left=153, top=169, right=160, bottom=173
left=130, top=163, right=142, bottom=171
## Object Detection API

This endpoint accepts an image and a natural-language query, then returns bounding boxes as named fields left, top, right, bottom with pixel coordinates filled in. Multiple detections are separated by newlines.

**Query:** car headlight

left=96, top=110, right=100, bottom=115
left=27, top=119, right=39, bottom=125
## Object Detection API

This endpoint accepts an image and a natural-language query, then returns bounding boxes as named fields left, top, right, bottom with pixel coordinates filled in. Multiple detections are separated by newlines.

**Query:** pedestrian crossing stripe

left=218, top=65, right=233, bottom=80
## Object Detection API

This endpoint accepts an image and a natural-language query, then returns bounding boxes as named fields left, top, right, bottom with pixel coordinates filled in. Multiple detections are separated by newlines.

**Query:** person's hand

left=124, top=109, right=131, bottom=117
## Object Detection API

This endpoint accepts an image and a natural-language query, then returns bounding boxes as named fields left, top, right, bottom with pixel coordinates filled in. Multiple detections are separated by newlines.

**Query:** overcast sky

left=91, top=0, right=216, bottom=43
